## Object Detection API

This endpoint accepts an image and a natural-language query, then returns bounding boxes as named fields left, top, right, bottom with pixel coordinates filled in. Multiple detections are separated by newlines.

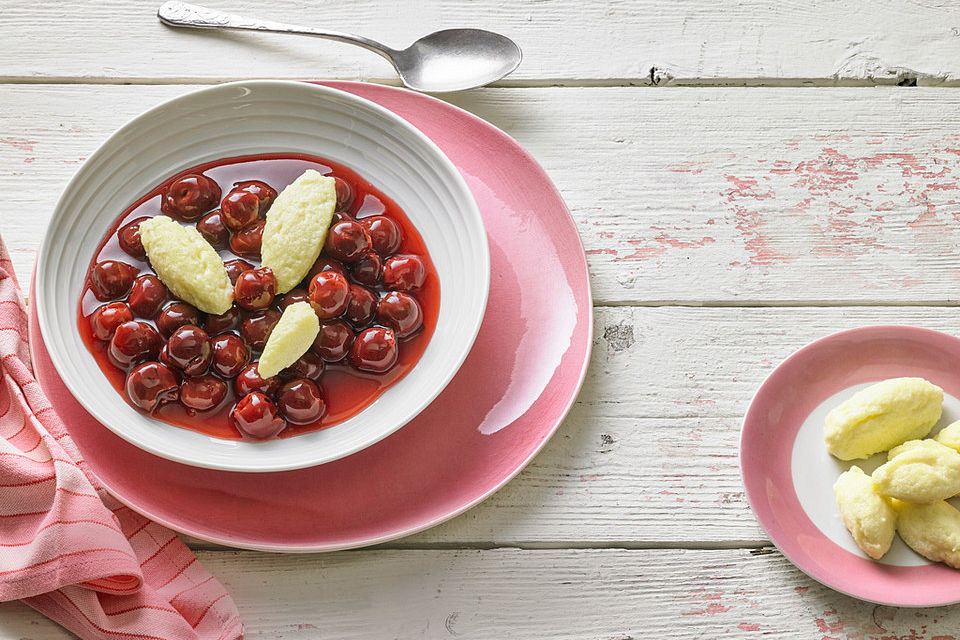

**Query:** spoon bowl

left=394, top=29, right=521, bottom=93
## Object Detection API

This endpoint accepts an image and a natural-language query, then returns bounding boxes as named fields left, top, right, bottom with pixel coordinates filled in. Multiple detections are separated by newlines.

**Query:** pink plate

left=742, top=325, right=960, bottom=606
left=29, top=81, right=593, bottom=551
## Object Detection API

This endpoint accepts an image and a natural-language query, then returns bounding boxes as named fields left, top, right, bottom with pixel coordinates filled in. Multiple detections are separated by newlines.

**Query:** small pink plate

left=29, top=81, right=593, bottom=552
left=742, top=325, right=960, bottom=606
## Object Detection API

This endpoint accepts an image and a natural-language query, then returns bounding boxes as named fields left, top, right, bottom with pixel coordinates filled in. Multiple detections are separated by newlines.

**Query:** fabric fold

left=0, top=242, right=243, bottom=639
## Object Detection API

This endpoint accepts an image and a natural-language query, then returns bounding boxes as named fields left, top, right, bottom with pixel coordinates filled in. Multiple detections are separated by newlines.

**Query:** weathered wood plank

left=179, top=303, right=960, bottom=549
left=15, top=90, right=960, bottom=545
left=10, top=85, right=960, bottom=303
left=5, top=1, right=960, bottom=85
left=25, top=302, right=960, bottom=548
left=400, top=305, right=960, bottom=547
left=12, top=266, right=960, bottom=545
left=0, top=548, right=955, bottom=639
left=14, top=297, right=960, bottom=545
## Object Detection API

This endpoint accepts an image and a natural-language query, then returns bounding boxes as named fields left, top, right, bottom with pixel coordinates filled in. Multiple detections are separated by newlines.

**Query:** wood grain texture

left=395, top=305, right=960, bottom=547
left=1, top=548, right=958, bottom=639
left=158, top=305, right=960, bottom=548
left=14, top=86, right=960, bottom=544
left=19, top=294, right=960, bottom=548
left=12, top=11, right=960, bottom=633
left=6, top=1, right=960, bottom=85
left=11, top=85, right=960, bottom=304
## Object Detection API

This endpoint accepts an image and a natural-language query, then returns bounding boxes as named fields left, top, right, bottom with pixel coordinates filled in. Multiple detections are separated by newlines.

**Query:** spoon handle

left=157, top=1, right=397, bottom=59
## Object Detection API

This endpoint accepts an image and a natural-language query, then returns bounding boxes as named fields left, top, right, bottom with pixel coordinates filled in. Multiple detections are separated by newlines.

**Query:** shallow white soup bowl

left=36, top=80, right=489, bottom=472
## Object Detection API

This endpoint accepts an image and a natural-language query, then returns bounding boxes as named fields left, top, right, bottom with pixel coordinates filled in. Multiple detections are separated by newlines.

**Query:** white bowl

left=36, top=80, right=489, bottom=472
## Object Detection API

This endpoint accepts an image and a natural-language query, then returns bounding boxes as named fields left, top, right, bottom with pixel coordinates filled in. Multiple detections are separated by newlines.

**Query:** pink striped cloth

left=0, top=240, right=243, bottom=640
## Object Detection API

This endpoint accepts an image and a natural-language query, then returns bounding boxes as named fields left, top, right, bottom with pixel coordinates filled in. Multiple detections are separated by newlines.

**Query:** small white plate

left=742, top=325, right=960, bottom=606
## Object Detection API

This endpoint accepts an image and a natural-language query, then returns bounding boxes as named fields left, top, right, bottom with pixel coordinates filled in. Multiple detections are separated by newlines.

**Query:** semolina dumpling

left=833, top=466, right=897, bottom=560
left=897, top=500, right=960, bottom=569
left=873, top=439, right=960, bottom=504
left=824, top=378, right=943, bottom=460
left=139, top=215, right=233, bottom=314
left=257, top=302, right=320, bottom=379
left=260, top=170, right=337, bottom=293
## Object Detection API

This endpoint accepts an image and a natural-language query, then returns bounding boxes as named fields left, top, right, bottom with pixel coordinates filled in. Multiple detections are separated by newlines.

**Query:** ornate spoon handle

left=156, top=1, right=396, bottom=58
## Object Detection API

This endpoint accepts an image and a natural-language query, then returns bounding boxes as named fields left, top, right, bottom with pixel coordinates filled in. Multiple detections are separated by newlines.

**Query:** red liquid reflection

left=78, top=153, right=439, bottom=440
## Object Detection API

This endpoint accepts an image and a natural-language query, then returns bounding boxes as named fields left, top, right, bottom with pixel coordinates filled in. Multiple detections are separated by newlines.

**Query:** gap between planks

left=0, top=76, right=951, bottom=87
left=596, top=300, right=960, bottom=308
left=10, top=0, right=960, bottom=91
left=181, top=540, right=772, bottom=553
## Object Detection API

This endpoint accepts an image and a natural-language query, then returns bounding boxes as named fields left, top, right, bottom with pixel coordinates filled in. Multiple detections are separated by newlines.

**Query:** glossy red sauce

left=78, top=153, right=439, bottom=440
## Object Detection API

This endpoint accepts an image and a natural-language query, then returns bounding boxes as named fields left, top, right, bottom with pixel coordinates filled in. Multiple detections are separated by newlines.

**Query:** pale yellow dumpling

left=897, top=501, right=960, bottom=568
left=139, top=215, right=233, bottom=314
left=935, top=421, right=960, bottom=452
left=887, top=439, right=926, bottom=460
left=260, top=170, right=337, bottom=293
left=873, top=439, right=960, bottom=504
left=833, top=466, right=897, bottom=560
left=257, top=302, right=320, bottom=379
left=824, top=378, right=943, bottom=460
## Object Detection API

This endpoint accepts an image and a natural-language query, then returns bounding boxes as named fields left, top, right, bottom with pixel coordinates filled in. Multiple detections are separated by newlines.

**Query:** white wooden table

left=7, top=1, right=960, bottom=637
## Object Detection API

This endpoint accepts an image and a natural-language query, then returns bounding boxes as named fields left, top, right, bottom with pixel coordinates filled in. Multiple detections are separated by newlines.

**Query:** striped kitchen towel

left=0, top=240, right=243, bottom=640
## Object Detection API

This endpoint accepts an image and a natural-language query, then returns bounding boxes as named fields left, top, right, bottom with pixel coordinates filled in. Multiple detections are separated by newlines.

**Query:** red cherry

left=231, top=392, right=286, bottom=439
left=220, top=181, right=276, bottom=231
left=245, top=181, right=276, bottom=205
left=158, top=344, right=176, bottom=370
left=234, top=267, right=277, bottom=310
left=239, top=309, right=280, bottom=351
left=377, top=291, right=423, bottom=338
left=197, top=210, right=229, bottom=248
left=333, top=177, right=354, bottom=211
left=235, top=363, right=280, bottom=396
left=180, top=375, right=227, bottom=412
left=360, top=216, right=402, bottom=255
left=351, top=251, right=382, bottom=286
left=166, top=325, right=212, bottom=376
left=118, top=216, right=149, bottom=260
left=90, top=260, right=138, bottom=301
left=229, top=219, right=265, bottom=257
left=223, top=259, right=255, bottom=286
left=125, top=362, right=179, bottom=412
left=349, top=327, right=398, bottom=373
left=220, top=191, right=260, bottom=231
left=307, top=256, right=346, bottom=282
left=281, top=352, right=324, bottom=381
left=127, top=275, right=168, bottom=318
left=382, top=254, right=426, bottom=291
left=204, top=304, right=240, bottom=335
left=275, top=378, right=326, bottom=424
left=210, top=334, right=251, bottom=378
left=235, top=180, right=277, bottom=210
left=162, top=174, right=221, bottom=221
left=108, top=321, right=161, bottom=369
left=331, top=211, right=355, bottom=225
left=308, top=271, right=350, bottom=319
left=343, top=284, right=377, bottom=328
left=311, top=319, right=354, bottom=362
left=324, top=220, right=371, bottom=263
left=156, top=302, right=201, bottom=339
left=90, top=302, right=133, bottom=341
left=278, top=288, right=309, bottom=310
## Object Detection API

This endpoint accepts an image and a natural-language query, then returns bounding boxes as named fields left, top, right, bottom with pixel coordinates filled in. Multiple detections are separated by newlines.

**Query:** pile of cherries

left=86, top=172, right=427, bottom=439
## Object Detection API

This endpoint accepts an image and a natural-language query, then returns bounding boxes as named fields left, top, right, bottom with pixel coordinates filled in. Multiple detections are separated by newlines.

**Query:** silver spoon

left=157, top=1, right=522, bottom=93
